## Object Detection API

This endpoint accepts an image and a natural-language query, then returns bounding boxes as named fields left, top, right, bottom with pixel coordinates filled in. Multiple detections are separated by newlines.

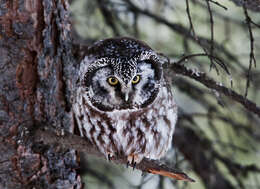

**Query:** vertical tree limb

left=0, top=0, right=81, bottom=188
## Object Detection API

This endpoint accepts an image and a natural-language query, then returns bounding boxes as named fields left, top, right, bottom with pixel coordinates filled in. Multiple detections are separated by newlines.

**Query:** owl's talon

left=133, top=162, right=136, bottom=170
left=127, top=154, right=142, bottom=169
left=106, top=152, right=114, bottom=162
left=107, top=154, right=111, bottom=161
left=131, top=156, right=136, bottom=170
left=131, top=155, right=135, bottom=165
left=126, top=161, right=130, bottom=168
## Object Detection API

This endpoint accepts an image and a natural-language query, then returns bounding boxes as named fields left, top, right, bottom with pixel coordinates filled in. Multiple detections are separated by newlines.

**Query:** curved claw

left=126, top=154, right=143, bottom=170
left=106, top=152, right=115, bottom=162
left=133, top=162, right=137, bottom=170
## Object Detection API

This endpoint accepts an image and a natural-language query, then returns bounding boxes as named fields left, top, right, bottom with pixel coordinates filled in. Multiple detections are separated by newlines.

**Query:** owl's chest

left=105, top=105, right=170, bottom=139
left=106, top=107, right=158, bottom=129
left=75, top=85, right=177, bottom=158
left=84, top=86, right=176, bottom=140
left=103, top=106, right=173, bottom=157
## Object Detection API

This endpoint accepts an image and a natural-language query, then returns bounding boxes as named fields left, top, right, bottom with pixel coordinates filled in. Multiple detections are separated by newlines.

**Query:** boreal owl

left=73, top=37, right=177, bottom=166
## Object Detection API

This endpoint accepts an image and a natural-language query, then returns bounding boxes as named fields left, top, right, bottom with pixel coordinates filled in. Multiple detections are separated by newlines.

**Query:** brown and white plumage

left=73, top=37, right=177, bottom=165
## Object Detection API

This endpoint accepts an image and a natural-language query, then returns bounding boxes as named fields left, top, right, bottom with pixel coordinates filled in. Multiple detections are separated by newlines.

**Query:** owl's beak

left=121, top=85, right=131, bottom=102
left=124, top=93, right=129, bottom=102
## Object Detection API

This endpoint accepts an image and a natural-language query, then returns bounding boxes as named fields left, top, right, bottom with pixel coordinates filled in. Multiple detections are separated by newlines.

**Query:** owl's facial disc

left=85, top=59, right=161, bottom=111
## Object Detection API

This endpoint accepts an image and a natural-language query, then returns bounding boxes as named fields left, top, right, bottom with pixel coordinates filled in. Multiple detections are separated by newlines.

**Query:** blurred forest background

left=69, top=0, right=260, bottom=189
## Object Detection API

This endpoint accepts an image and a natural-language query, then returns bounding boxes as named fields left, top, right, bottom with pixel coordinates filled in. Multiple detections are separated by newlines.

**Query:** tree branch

left=169, top=63, right=260, bottom=118
left=33, top=128, right=195, bottom=182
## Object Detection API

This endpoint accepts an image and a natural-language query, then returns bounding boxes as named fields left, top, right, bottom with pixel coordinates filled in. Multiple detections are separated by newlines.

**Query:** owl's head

left=80, top=37, right=163, bottom=111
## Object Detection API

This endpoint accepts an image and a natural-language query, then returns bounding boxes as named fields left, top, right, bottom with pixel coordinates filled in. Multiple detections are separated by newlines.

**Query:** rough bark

left=0, top=0, right=81, bottom=188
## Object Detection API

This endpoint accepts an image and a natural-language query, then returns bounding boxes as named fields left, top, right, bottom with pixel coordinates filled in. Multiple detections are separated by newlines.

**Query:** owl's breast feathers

left=74, top=85, right=177, bottom=161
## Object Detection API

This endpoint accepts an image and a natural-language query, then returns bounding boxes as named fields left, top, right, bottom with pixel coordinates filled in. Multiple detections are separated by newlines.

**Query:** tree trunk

left=0, top=0, right=82, bottom=188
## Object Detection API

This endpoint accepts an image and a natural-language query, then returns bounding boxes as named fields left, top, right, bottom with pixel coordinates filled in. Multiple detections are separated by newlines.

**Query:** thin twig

left=185, top=0, right=196, bottom=39
left=243, top=5, right=257, bottom=98
left=250, top=20, right=260, bottom=28
left=175, top=53, right=230, bottom=75
left=186, top=0, right=218, bottom=73
left=208, top=0, right=228, bottom=10
left=205, top=0, right=215, bottom=72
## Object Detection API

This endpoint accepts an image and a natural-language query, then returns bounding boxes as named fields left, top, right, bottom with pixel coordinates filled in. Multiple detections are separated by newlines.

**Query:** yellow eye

left=107, top=77, right=119, bottom=86
left=132, top=75, right=141, bottom=84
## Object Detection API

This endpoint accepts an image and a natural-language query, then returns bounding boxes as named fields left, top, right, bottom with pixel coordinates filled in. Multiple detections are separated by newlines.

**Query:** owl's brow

left=138, top=50, right=158, bottom=61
